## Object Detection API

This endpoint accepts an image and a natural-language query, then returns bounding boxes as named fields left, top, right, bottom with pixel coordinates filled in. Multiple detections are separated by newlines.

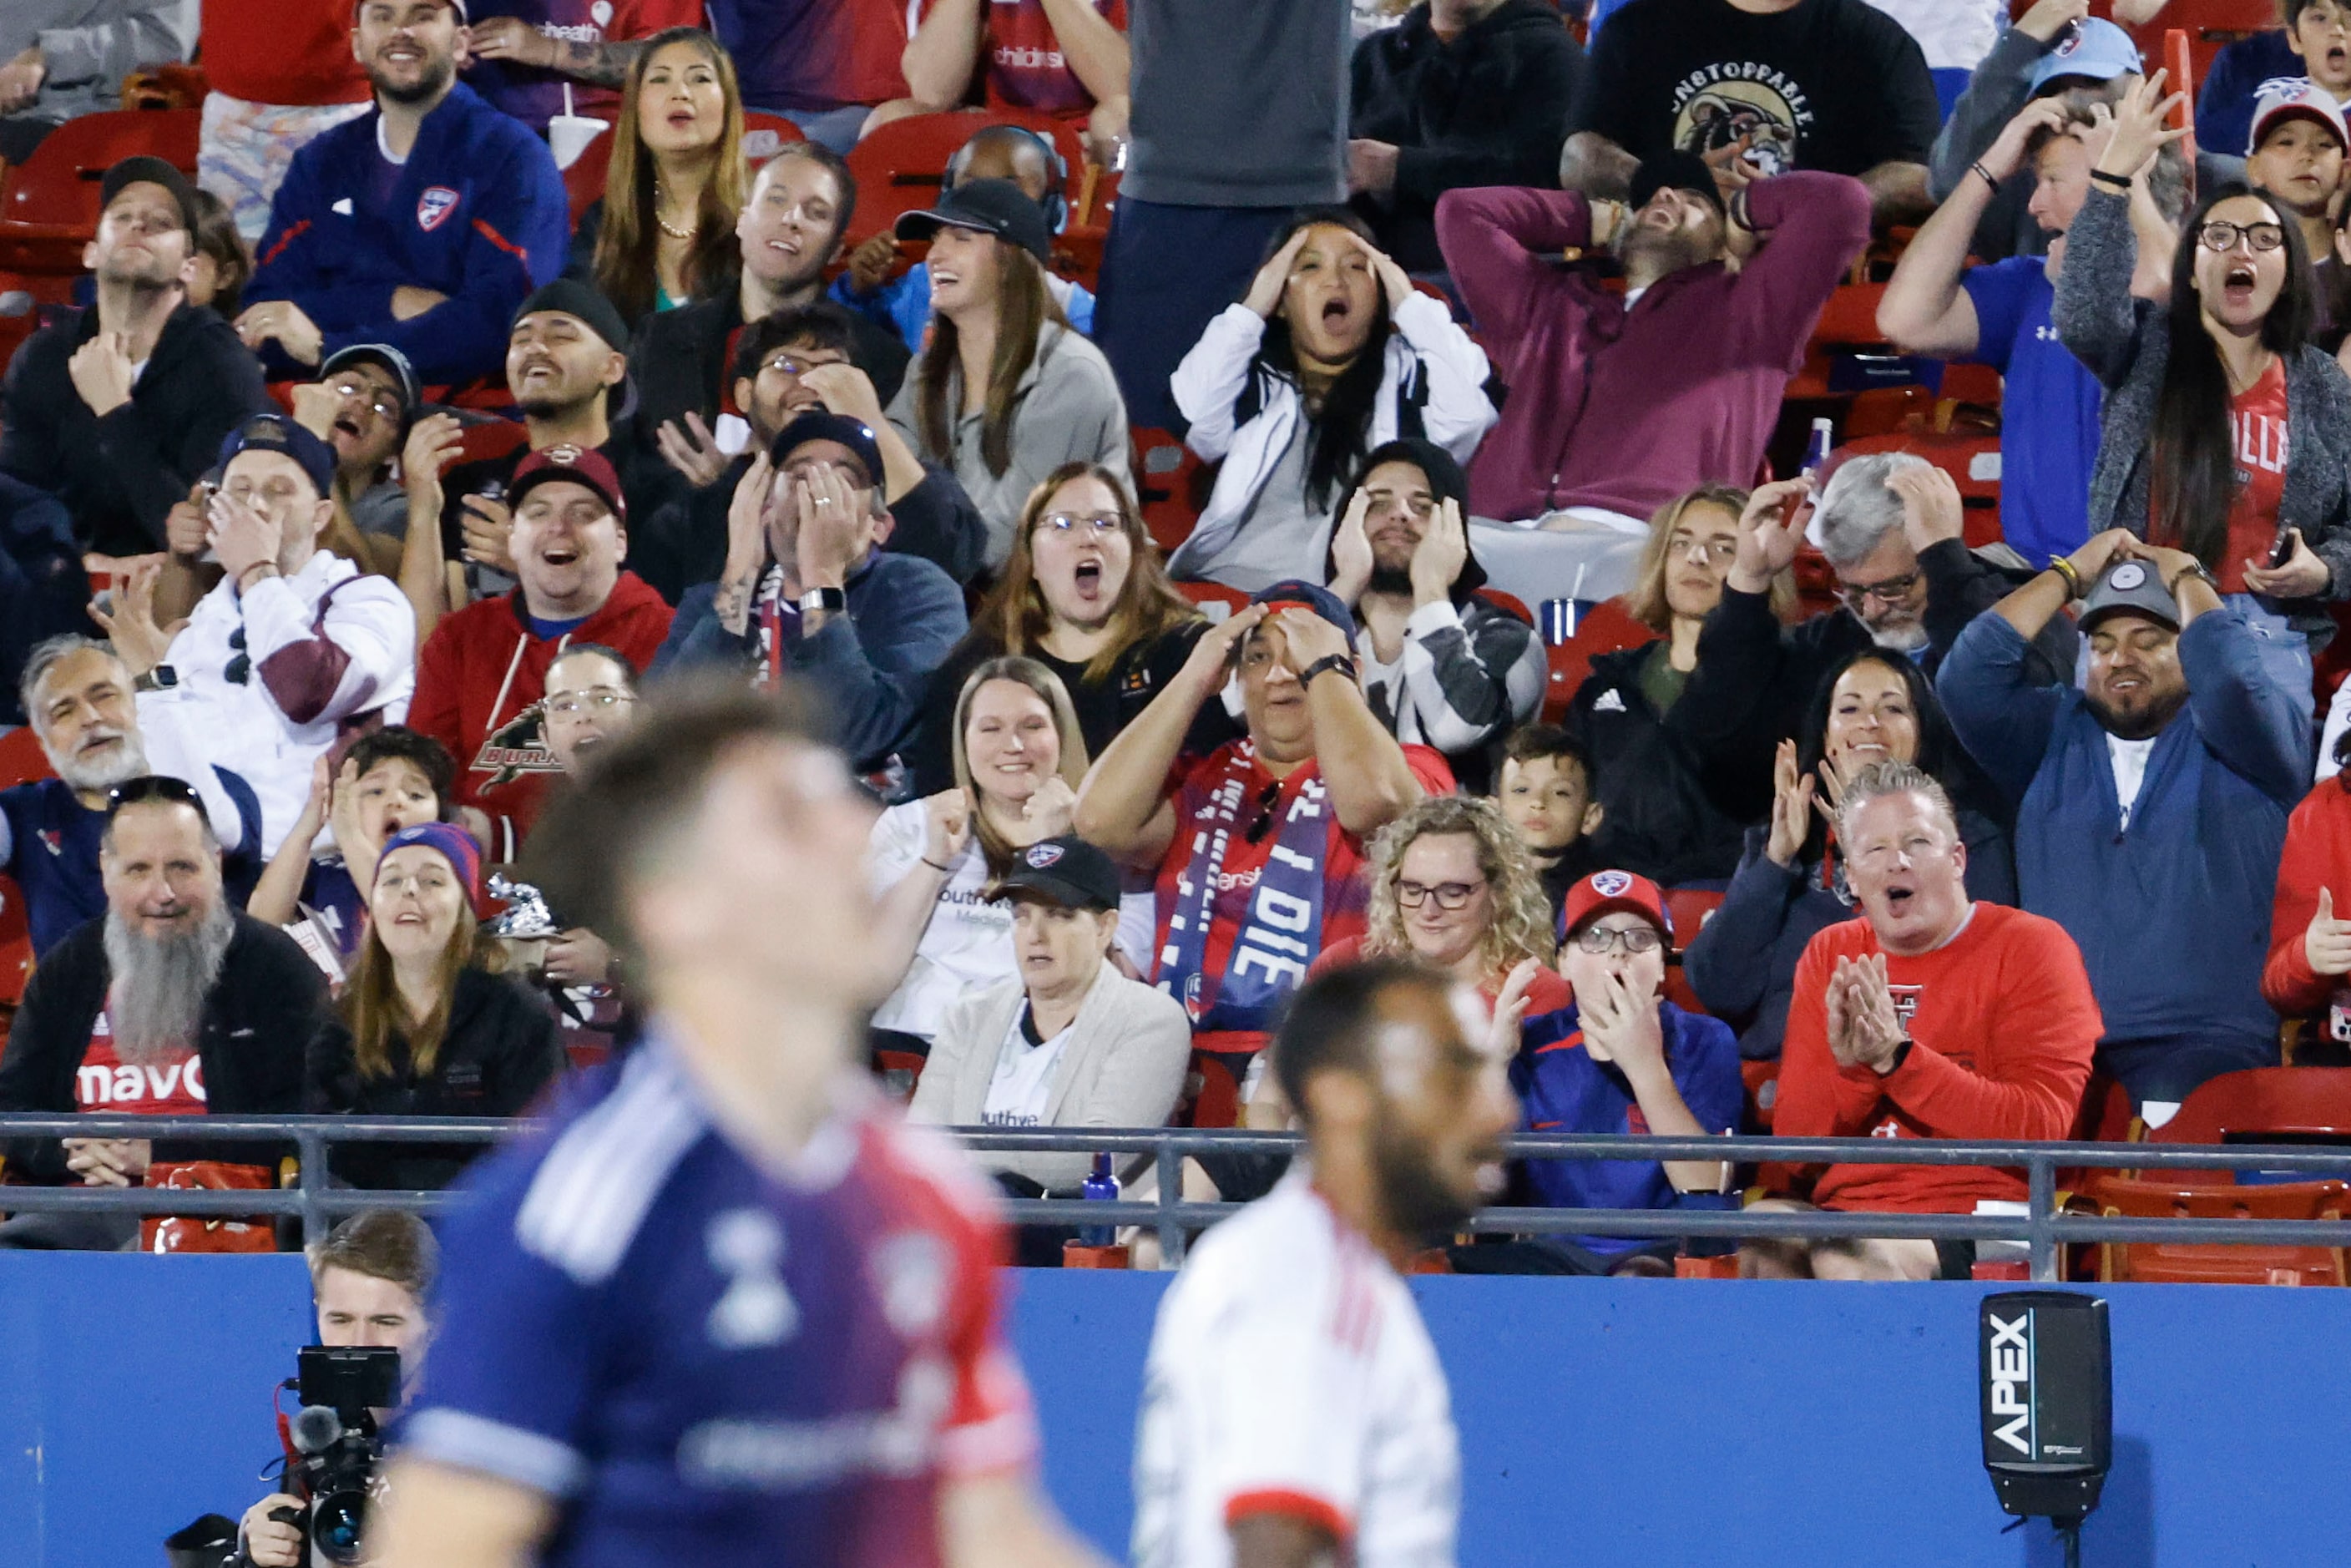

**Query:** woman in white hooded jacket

left=1167, top=208, right=1496, bottom=589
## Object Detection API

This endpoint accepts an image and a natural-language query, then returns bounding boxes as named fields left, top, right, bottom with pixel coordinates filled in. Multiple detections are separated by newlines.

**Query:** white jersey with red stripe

left=1130, top=1170, right=1459, bottom=1568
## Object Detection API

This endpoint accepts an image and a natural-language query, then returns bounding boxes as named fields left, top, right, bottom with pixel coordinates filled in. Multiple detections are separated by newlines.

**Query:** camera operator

left=238, top=1211, right=435, bottom=1568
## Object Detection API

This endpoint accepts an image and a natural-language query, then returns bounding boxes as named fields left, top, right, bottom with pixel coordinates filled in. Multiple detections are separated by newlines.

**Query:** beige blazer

left=909, top=960, right=1192, bottom=1190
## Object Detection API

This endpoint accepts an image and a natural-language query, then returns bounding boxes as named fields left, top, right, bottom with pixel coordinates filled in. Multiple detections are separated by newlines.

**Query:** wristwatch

left=134, top=665, right=178, bottom=694
left=796, top=587, right=847, bottom=615
left=1300, top=653, right=1358, bottom=690
left=2166, top=560, right=2218, bottom=597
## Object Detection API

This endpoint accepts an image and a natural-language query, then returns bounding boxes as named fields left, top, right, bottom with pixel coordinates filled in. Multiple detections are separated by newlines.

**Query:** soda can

left=1539, top=598, right=1578, bottom=645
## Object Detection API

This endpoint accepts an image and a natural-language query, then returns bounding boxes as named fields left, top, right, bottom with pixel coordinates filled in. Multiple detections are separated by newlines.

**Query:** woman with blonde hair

left=885, top=182, right=1131, bottom=563
left=1566, top=482, right=1791, bottom=885
left=305, top=823, right=564, bottom=1190
left=870, top=656, right=1152, bottom=1057
left=902, top=462, right=1234, bottom=794
left=570, top=28, right=747, bottom=323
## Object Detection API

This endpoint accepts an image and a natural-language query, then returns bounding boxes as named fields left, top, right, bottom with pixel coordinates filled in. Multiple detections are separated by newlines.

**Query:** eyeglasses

left=328, top=377, right=403, bottom=420
left=1395, top=879, right=1485, bottom=911
left=761, top=353, right=847, bottom=378
left=2197, top=220, right=2286, bottom=254
left=1838, top=571, right=1921, bottom=608
left=1570, top=923, right=1664, bottom=955
left=105, top=775, right=210, bottom=826
left=1242, top=780, right=1283, bottom=845
left=544, top=686, right=636, bottom=718
left=1034, top=513, right=1124, bottom=539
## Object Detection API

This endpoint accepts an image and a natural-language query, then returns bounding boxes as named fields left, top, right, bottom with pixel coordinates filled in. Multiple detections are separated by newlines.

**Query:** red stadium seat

left=1833, top=432, right=2004, bottom=549
left=1474, top=586, right=1532, bottom=625
left=1657, top=888, right=1722, bottom=1018
left=1538, top=598, right=1651, bottom=723
left=451, top=418, right=531, bottom=468
left=2143, top=1068, right=2351, bottom=1147
left=1185, top=1051, right=1243, bottom=1130
left=0, top=726, right=52, bottom=792
left=0, top=870, right=31, bottom=1011
left=0, top=109, right=200, bottom=275
left=1175, top=579, right=1251, bottom=620
left=1134, top=427, right=1211, bottom=554
left=739, top=111, right=805, bottom=164
left=2087, top=1173, right=2349, bottom=1286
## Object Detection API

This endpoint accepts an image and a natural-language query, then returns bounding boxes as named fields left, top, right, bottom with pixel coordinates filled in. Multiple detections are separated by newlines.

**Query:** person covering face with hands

left=1075, top=579, right=1453, bottom=1084
left=652, top=410, right=967, bottom=773
left=1939, top=529, right=2309, bottom=1113
left=1753, top=763, right=2100, bottom=1280
left=1327, top=438, right=1544, bottom=793
left=1167, top=209, right=1494, bottom=589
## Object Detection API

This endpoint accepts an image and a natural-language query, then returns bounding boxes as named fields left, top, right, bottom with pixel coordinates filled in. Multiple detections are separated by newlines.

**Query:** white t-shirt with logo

left=1131, top=1171, right=1459, bottom=1568
left=867, top=802, right=1015, bottom=1042
left=981, top=1004, right=1074, bottom=1126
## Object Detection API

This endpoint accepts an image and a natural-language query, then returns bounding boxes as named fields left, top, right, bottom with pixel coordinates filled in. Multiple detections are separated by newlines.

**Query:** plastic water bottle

left=1800, top=417, right=1834, bottom=482
left=1079, top=1153, right=1118, bottom=1246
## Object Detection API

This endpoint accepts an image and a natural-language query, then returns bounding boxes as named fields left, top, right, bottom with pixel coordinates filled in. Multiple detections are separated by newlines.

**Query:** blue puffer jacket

left=1937, top=608, right=2308, bottom=1051
left=245, top=83, right=569, bottom=385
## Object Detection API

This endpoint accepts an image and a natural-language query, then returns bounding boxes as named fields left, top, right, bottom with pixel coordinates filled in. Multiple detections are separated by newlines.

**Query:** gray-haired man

left=1670, top=451, right=2077, bottom=820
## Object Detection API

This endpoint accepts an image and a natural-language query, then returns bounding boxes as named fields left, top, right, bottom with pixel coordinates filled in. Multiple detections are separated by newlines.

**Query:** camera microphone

left=291, top=1404, right=346, bottom=1456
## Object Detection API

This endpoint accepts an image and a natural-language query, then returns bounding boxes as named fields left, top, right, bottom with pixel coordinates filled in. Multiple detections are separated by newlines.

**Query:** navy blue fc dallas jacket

left=245, top=82, right=569, bottom=385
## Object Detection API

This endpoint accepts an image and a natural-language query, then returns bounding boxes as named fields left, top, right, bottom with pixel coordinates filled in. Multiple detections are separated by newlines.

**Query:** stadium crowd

left=4, top=0, right=2351, bottom=1291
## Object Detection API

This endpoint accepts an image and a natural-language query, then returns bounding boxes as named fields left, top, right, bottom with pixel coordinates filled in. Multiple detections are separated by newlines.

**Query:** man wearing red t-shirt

left=1076, top=579, right=1450, bottom=1098
left=1752, top=760, right=2100, bottom=1281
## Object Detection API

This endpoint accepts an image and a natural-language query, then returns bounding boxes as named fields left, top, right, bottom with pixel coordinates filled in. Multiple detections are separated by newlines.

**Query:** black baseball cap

left=100, top=155, right=199, bottom=236
left=770, top=410, right=884, bottom=489
left=320, top=343, right=421, bottom=422
left=218, top=413, right=336, bottom=498
left=895, top=177, right=1052, bottom=266
left=989, top=835, right=1121, bottom=912
left=1629, top=151, right=1727, bottom=219
left=512, top=278, right=630, bottom=356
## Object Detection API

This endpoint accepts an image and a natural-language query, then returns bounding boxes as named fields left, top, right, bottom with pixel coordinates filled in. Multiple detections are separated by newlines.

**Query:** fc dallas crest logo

left=417, top=186, right=461, bottom=232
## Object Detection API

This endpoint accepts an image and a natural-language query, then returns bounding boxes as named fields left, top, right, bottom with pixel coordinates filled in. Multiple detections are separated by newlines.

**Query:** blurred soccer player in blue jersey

left=372, top=680, right=1105, bottom=1568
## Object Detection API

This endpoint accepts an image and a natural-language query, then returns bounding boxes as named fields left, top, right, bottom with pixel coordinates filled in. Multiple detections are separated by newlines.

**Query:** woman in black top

left=306, top=822, right=564, bottom=1190
left=904, top=462, right=1237, bottom=793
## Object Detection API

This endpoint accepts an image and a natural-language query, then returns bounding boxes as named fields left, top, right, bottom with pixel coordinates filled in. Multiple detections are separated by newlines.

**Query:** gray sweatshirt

left=1, top=0, right=196, bottom=126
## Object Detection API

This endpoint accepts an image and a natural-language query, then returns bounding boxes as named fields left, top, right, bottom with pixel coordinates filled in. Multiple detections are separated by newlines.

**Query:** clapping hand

left=1764, top=739, right=1817, bottom=869
left=1825, top=953, right=1906, bottom=1074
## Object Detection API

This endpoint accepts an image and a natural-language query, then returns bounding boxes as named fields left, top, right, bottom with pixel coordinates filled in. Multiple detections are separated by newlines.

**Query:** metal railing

left=12, top=1114, right=2351, bottom=1281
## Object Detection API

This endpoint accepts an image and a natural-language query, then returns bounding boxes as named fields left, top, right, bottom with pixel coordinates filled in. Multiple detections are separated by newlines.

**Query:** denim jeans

left=2224, top=593, right=2316, bottom=727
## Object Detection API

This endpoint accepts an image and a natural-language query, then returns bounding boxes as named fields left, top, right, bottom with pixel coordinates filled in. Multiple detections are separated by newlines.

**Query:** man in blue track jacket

left=237, top=0, right=568, bottom=387
left=1937, top=530, right=2310, bottom=1115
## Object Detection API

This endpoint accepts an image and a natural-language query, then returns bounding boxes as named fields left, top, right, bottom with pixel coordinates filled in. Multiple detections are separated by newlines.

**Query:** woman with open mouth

left=2060, top=68, right=2351, bottom=731
left=1683, top=648, right=2013, bottom=1065
left=574, top=28, right=747, bottom=326
left=900, top=461, right=1236, bottom=796
left=1166, top=207, right=1495, bottom=591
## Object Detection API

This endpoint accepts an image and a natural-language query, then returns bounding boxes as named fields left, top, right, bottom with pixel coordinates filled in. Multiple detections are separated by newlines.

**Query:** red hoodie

left=409, top=573, right=673, bottom=847
left=2263, top=776, right=2351, bottom=1021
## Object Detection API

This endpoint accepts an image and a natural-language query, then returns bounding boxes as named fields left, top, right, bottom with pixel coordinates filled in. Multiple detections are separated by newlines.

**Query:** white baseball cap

left=2247, top=78, right=2348, bottom=157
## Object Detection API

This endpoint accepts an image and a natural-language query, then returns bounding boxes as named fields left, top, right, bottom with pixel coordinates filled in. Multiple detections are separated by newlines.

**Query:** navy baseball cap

left=99, top=155, right=199, bottom=235
left=1251, top=579, right=1359, bottom=652
left=770, top=410, right=885, bottom=489
left=896, top=177, right=1053, bottom=266
left=219, top=413, right=337, bottom=498
left=989, top=834, right=1121, bottom=912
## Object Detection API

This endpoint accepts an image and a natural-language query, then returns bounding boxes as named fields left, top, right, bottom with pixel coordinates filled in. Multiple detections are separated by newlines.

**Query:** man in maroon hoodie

left=408, top=447, right=673, bottom=852
left=1433, top=152, right=1868, bottom=529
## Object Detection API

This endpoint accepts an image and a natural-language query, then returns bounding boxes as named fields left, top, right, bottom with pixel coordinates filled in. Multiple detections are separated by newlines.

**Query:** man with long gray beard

left=1670, top=452, right=2076, bottom=822
left=2, top=635, right=260, bottom=958
left=0, top=778, right=323, bottom=1249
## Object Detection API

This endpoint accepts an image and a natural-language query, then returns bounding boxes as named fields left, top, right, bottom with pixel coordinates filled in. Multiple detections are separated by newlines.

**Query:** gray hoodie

left=0, top=0, right=196, bottom=129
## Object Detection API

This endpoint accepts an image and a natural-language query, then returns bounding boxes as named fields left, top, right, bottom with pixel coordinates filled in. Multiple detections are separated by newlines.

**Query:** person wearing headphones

left=833, top=123, right=1096, bottom=349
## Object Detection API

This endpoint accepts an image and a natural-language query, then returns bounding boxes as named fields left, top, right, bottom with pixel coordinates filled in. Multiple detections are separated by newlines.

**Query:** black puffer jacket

left=1348, top=0, right=1588, bottom=271
left=1565, top=640, right=1747, bottom=888
left=306, top=966, right=565, bottom=1190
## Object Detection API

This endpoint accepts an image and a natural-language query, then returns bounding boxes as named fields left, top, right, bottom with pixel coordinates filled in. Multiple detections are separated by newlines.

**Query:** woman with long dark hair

left=1683, top=649, right=2014, bottom=1061
left=903, top=463, right=1231, bottom=794
left=1166, top=206, right=1495, bottom=590
left=2059, top=71, right=2351, bottom=720
left=883, top=183, right=1131, bottom=566
left=569, top=28, right=746, bottom=324
left=306, top=823, right=564, bottom=1189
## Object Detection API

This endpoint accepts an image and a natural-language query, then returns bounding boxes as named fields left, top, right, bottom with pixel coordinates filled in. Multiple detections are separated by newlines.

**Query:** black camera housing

left=284, top=1346, right=400, bottom=1565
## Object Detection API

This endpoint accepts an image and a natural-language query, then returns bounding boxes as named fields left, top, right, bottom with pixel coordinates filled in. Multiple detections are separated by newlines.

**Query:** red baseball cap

left=509, top=443, right=625, bottom=525
left=1557, top=868, right=1672, bottom=943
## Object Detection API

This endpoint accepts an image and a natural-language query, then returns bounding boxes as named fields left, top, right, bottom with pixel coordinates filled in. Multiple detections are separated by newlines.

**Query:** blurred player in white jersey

left=1131, top=959, right=1516, bottom=1568
left=372, top=682, right=1105, bottom=1568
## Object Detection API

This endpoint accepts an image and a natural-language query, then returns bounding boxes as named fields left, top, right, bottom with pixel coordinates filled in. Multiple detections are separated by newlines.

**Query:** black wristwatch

left=796, top=586, right=847, bottom=615
left=1300, top=653, right=1358, bottom=690
left=1878, top=1035, right=1914, bottom=1077
left=134, top=664, right=178, bottom=694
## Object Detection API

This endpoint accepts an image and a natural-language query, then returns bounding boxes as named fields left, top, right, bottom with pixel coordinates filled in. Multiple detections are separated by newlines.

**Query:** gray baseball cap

left=2079, top=558, right=2180, bottom=633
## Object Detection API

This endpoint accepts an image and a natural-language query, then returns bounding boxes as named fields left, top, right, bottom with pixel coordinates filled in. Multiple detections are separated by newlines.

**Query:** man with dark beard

left=237, top=0, right=568, bottom=386
left=0, top=779, right=323, bottom=1249
left=1130, top=960, right=1513, bottom=1568
left=1938, top=534, right=2311, bottom=1116
left=2, top=635, right=260, bottom=958
left=1435, top=151, right=1868, bottom=528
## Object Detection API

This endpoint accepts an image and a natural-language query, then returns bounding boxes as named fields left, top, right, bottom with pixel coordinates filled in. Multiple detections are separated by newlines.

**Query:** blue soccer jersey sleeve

left=1958, top=256, right=2040, bottom=376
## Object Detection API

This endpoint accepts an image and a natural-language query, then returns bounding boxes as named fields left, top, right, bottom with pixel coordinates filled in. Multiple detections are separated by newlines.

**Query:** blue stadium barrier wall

left=3, top=1255, right=2347, bottom=1565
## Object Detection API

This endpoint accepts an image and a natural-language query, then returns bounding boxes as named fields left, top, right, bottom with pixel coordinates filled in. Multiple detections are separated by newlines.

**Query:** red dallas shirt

left=1776, top=903, right=2101, bottom=1214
